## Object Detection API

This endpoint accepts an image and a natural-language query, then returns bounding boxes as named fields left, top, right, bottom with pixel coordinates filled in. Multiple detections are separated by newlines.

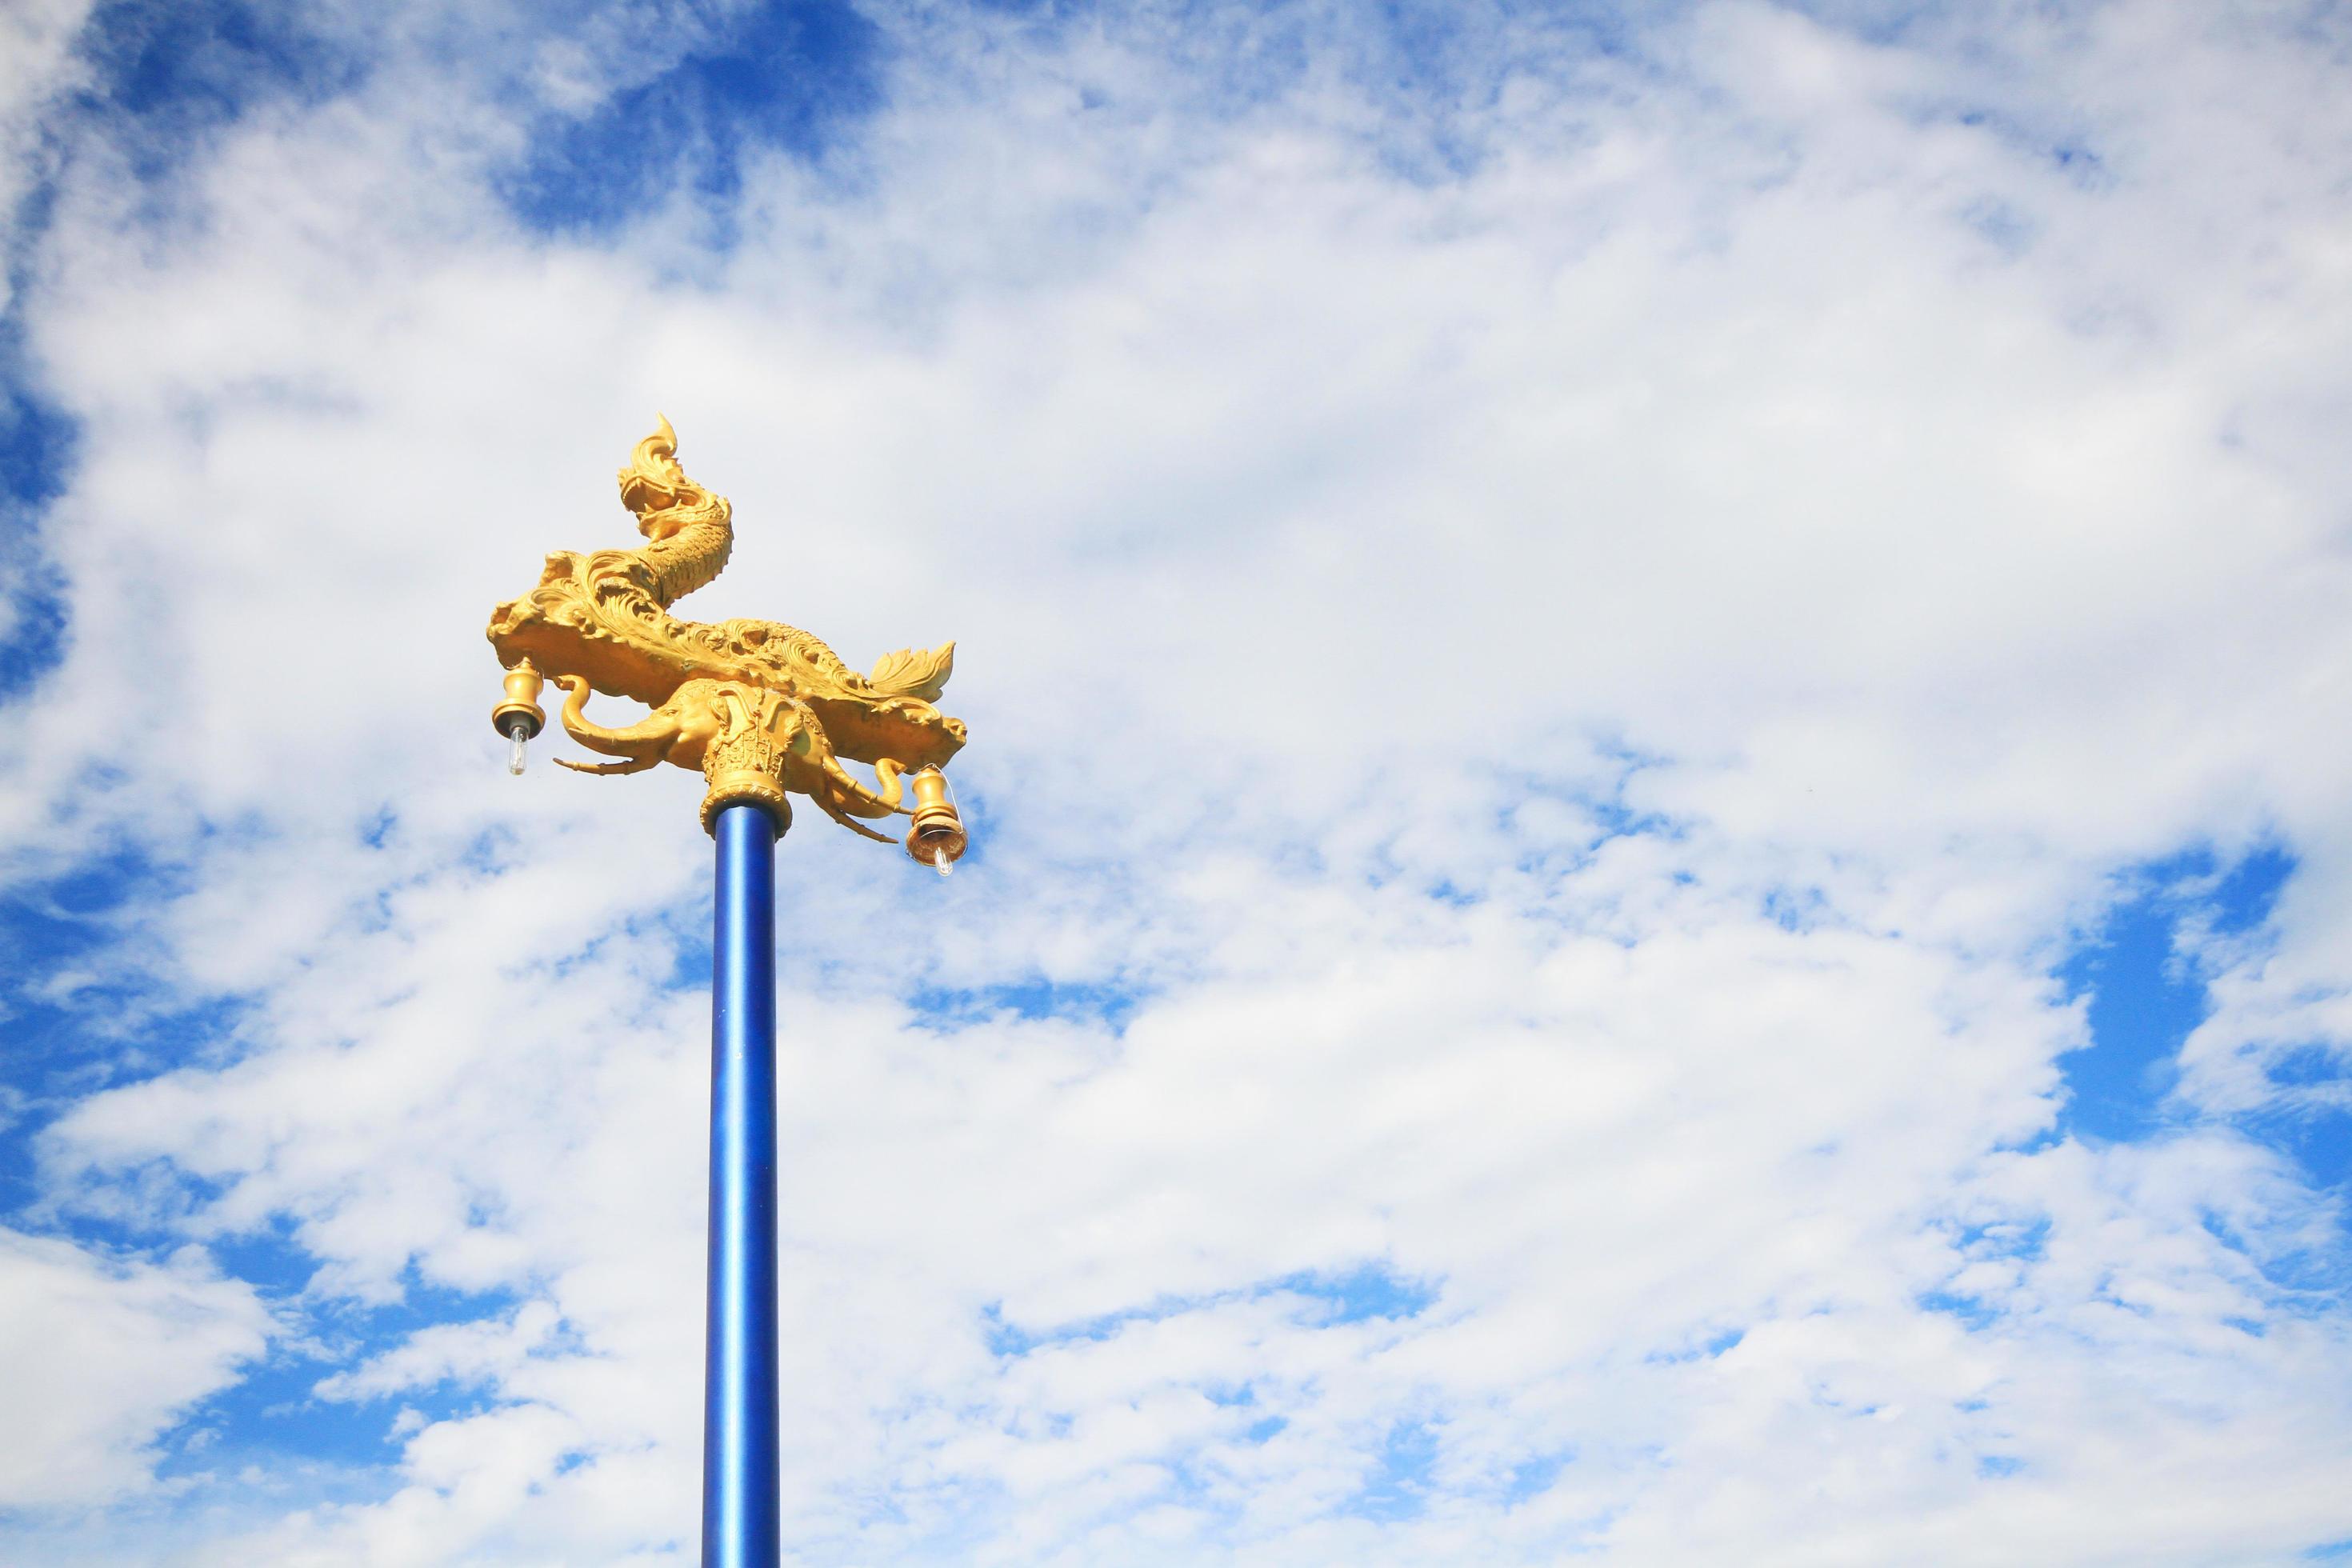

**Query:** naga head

left=618, top=414, right=730, bottom=543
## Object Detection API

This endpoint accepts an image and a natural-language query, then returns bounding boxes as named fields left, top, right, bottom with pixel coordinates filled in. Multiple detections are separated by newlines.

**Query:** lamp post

left=484, top=419, right=969, bottom=1566
left=704, top=798, right=780, bottom=1564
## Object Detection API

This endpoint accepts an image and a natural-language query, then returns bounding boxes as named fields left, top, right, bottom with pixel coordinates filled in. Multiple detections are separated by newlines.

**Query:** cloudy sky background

left=2, top=0, right=2350, bottom=1561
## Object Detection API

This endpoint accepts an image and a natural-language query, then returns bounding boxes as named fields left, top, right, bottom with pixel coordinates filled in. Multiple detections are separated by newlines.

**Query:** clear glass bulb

left=507, top=720, right=529, bottom=775
left=932, top=845, right=952, bottom=878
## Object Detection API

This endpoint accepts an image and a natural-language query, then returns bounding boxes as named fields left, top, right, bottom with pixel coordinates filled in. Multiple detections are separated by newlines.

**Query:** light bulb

left=932, top=844, right=952, bottom=878
left=507, top=719, right=529, bottom=775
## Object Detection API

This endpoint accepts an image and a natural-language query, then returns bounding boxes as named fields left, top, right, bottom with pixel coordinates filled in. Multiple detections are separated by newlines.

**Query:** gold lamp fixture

left=482, top=418, right=972, bottom=861
left=491, top=658, right=547, bottom=774
left=902, top=766, right=966, bottom=876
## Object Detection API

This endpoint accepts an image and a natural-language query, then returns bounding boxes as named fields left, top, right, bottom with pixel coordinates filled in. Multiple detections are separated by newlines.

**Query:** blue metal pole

left=704, top=802, right=781, bottom=1567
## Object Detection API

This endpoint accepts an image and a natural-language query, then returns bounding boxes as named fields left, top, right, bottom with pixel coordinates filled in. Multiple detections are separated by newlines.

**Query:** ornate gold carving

left=487, top=419, right=968, bottom=839
left=698, top=686, right=797, bottom=836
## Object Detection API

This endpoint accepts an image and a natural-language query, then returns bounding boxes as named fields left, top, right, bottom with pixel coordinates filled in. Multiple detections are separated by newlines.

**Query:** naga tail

left=867, top=642, right=956, bottom=702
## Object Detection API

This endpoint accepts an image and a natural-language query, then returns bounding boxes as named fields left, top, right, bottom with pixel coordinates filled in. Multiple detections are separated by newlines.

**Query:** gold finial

left=484, top=420, right=971, bottom=853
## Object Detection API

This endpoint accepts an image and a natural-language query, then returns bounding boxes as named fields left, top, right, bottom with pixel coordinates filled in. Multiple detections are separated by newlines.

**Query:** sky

left=1, top=0, right=2350, bottom=1562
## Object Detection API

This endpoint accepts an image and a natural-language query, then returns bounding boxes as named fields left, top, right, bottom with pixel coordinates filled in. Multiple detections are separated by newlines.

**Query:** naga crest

left=486, top=418, right=969, bottom=856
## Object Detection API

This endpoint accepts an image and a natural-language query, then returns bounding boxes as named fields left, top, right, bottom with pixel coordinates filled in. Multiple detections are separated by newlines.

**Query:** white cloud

left=4, top=0, right=2352, bottom=1562
left=0, top=1228, right=266, bottom=1510
left=313, top=1301, right=563, bottom=1402
left=0, top=0, right=93, bottom=265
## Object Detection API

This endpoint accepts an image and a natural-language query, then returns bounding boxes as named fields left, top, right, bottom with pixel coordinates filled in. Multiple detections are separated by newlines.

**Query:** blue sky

left=3, top=0, right=2352, bottom=1562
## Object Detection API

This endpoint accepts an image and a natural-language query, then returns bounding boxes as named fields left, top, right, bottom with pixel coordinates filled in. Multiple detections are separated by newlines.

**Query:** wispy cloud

left=0, top=1228, right=266, bottom=1510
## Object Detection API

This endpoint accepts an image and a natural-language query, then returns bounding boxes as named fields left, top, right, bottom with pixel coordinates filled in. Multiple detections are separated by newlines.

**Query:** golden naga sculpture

left=485, top=418, right=969, bottom=869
